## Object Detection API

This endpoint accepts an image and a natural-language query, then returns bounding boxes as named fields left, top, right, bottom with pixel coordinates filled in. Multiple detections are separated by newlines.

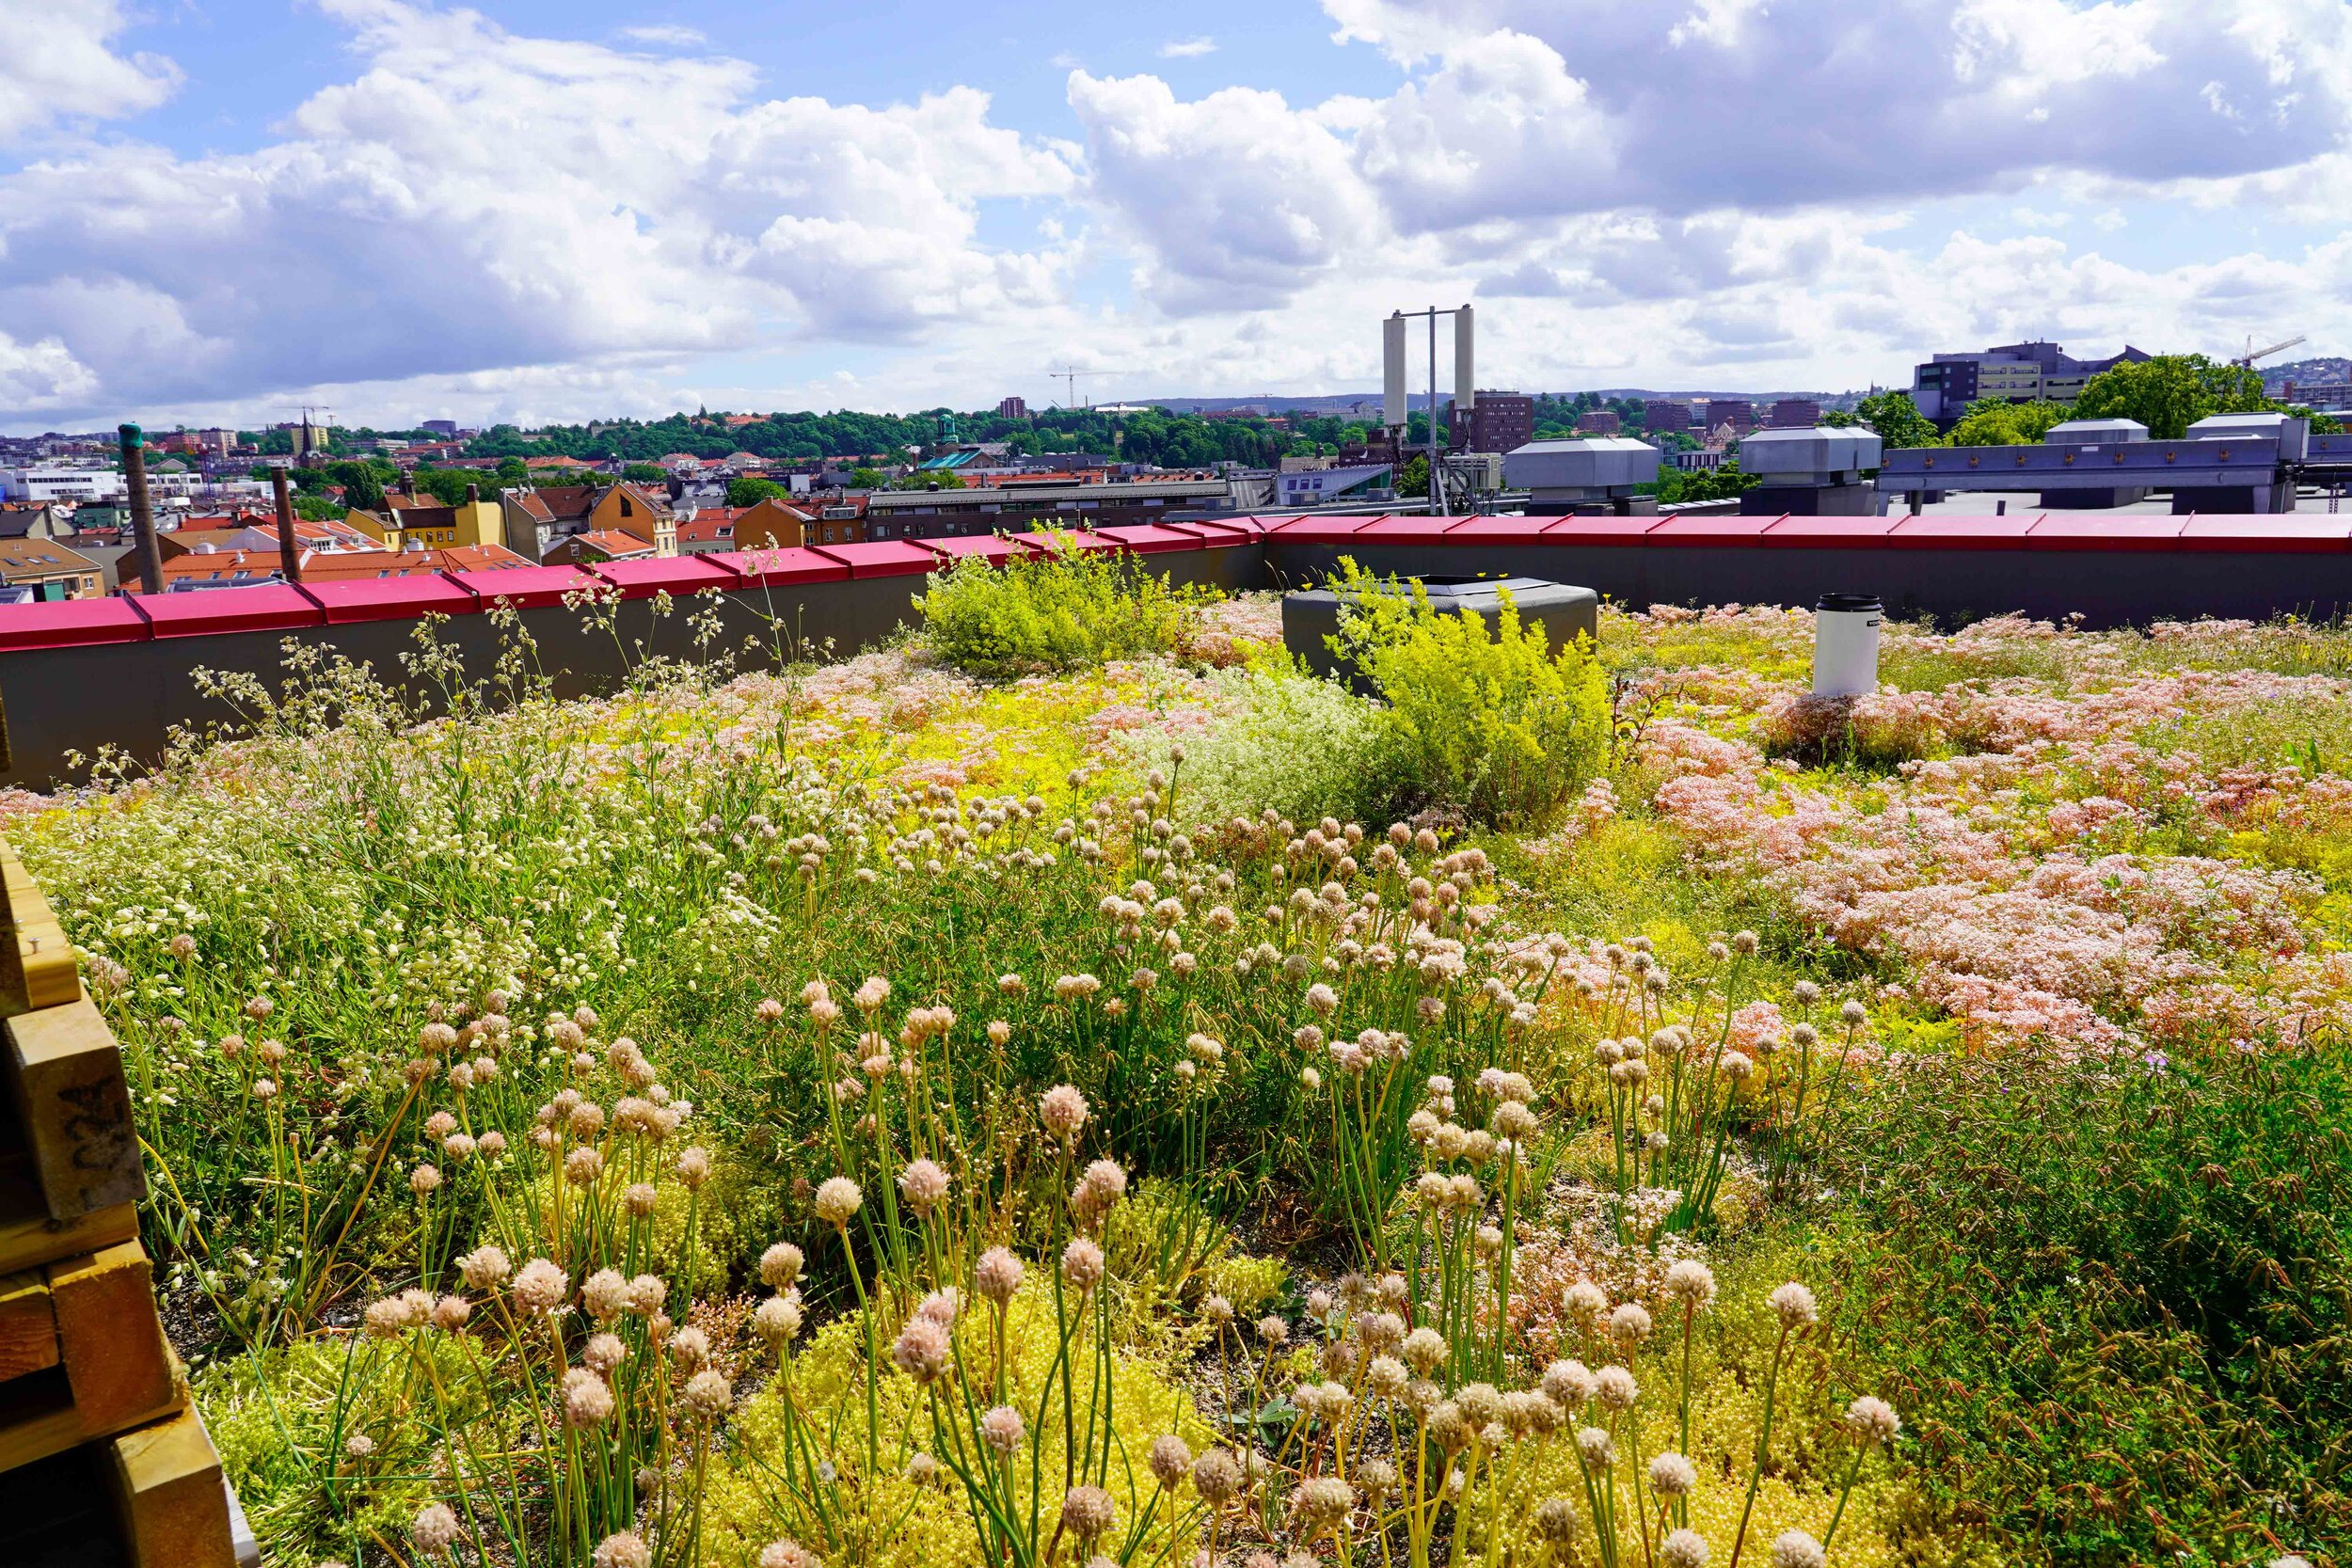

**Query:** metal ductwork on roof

left=1502, top=437, right=1662, bottom=515
left=1733, top=427, right=1883, bottom=515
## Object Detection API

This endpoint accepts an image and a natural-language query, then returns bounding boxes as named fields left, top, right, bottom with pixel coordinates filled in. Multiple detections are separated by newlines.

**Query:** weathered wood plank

left=0, top=1270, right=57, bottom=1383
left=45, top=1241, right=179, bottom=1439
left=2, top=1000, right=142, bottom=1221
left=106, top=1404, right=235, bottom=1568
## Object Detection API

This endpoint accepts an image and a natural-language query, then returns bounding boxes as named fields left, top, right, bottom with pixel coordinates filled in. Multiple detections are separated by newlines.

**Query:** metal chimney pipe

left=1455, top=303, right=1475, bottom=419
left=270, top=465, right=302, bottom=584
left=1382, top=313, right=1408, bottom=431
left=118, top=423, right=164, bottom=595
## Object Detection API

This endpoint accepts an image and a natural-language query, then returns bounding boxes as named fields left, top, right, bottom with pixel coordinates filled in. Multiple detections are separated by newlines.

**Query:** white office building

left=0, top=467, right=126, bottom=504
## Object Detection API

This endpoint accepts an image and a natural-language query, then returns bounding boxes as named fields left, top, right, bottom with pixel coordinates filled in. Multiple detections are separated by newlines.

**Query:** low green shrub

left=914, top=536, right=1219, bottom=678
left=1124, top=664, right=1403, bottom=828
left=1330, top=561, right=1613, bottom=827
left=1828, top=1040, right=2352, bottom=1563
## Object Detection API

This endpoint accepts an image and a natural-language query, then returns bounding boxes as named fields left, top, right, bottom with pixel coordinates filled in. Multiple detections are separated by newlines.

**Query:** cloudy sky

left=2, top=0, right=2349, bottom=432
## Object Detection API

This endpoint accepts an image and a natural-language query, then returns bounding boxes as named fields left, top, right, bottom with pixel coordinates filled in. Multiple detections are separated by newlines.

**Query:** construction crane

left=2237, top=333, right=2306, bottom=367
left=1045, top=368, right=1130, bottom=409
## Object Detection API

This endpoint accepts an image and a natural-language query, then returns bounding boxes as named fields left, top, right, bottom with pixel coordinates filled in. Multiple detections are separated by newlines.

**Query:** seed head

left=581, top=1268, right=630, bottom=1323
left=898, top=1158, right=950, bottom=1214
left=976, top=1245, right=1025, bottom=1304
left=583, top=1332, right=627, bottom=1374
left=431, top=1294, right=471, bottom=1333
left=671, top=1325, right=711, bottom=1368
left=814, top=1176, right=863, bottom=1227
left=511, top=1259, right=568, bottom=1314
left=1608, top=1302, right=1653, bottom=1345
left=1648, top=1451, right=1697, bottom=1497
left=1192, top=1448, right=1242, bottom=1503
left=459, top=1243, right=512, bottom=1291
left=1844, top=1394, right=1899, bottom=1445
left=1456, top=1382, right=1502, bottom=1431
left=1256, top=1314, right=1289, bottom=1347
left=1401, top=1325, right=1447, bottom=1374
left=1771, top=1531, right=1826, bottom=1568
left=755, top=1293, right=803, bottom=1346
left=1663, top=1259, right=1717, bottom=1309
left=1596, top=1365, right=1639, bottom=1411
left=1060, top=1485, right=1116, bottom=1544
left=1062, top=1237, right=1105, bottom=1291
left=892, top=1314, right=952, bottom=1385
left=760, top=1242, right=805, bottom=1290
left=1770, top=1281, right=1819, bottom=1330
left=1661, top=1528, right=1710, bottom=1568
left=1149, top=1433, right=1192, bottom=1487
left=1292, top=1477, right=1353, bottom=1530
left=675, top=1148, right=711, bottom=1189
left=411, top=1502, right=462, bottom=1556
left=758, top=1544, right=818, bottom=1568
left=594, top=1533, right=652, bottom=1568
left=1040, top=1084, right=1089, bottom=1142
left=980, top=1404, right=1025, bottom=1453
left=684, top=1368, right=733, bottom=1419
left=1534, top=1363, right=1590, bottom=1410
left=1534, top=1497, right=1579, bottom=1543
left=562, top=1367, right=615, bottom=1428
left=1575, top=1426, right=1614, bottom=1466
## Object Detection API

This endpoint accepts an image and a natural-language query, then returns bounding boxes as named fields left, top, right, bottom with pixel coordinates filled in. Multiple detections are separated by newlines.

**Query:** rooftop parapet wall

left=1, top=515, right=2349, bottom=786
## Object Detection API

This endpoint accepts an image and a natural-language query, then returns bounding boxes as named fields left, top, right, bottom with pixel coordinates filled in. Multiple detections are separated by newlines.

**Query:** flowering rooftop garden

left=9, top=554, right=2349, bottom=1568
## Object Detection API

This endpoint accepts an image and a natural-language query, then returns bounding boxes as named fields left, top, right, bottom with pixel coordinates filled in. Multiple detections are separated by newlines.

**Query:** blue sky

left=4, top=0, right=2349, bottom=431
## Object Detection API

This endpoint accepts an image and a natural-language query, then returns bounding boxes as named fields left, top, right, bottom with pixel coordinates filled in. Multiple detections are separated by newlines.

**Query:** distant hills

left=1138, top=388, right=1854, bottom=414
left=2264, top=357, right=2351, bottom=393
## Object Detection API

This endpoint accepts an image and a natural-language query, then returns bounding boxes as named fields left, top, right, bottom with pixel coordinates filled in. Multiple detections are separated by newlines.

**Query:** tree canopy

left=725, top=477, right=787, bottom=507
left=2070, top=355, right=2269, bottom=440
left=1825, top=390, right=1940, bottom=449
left=1945, top=398, right=2074, bottom=447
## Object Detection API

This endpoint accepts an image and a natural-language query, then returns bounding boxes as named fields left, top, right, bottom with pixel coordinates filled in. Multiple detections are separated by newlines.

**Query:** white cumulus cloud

left=0, top=0, right=181, bottom=145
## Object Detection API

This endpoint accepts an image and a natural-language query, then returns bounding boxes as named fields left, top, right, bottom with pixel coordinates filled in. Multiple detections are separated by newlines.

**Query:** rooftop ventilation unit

left=1502, top=437, right=1661, bottom=515
left=1733, top=427, right=1883, bottom=515
left=2037, top=418, right=2153, bottom=508
left=2187, top=411, right=2307, bottom=462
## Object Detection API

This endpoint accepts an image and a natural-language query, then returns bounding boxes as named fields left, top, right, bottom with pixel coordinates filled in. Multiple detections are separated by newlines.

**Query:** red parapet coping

left=1163, top=518, right=1255, bottom=545
left=1761, top=515, right=1899, bottom=546
left=2179, top=515, right=2352, bottom=552
left=2026, top=515, right=2185, bottom=550
left=1264, top=515, right=1391, bottom=543
left=589, top=554, right=738, bottom=599
left=445, top=564, right=598, bottom=609
left=1887, top=515, right=2042, bottom=549
left=1094, top=523, right=1202, bottom=554
left=298, top=576, right=483, bottom=625
left=1645, top=513, right=1785, bottom=545
left=922, top=534, right=1041, bottom=567
left=705, top=547, right=850, bottom=587
left=1343, top=515, right=1464, bottom=546
left=131, top=582, right=326, bottom=639
left=1442, top=515, right=1556, bottom=542
left=810, top=540, right=939, bottom=578
left=0, top=596, right=152, bottom=651
left=1541, top=515, right=1670, bottom=543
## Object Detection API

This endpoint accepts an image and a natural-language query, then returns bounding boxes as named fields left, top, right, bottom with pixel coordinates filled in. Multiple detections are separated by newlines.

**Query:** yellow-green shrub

left=1332, top=561, right=1613, bottom=826
left=915, top=538, right=1220, bottom=679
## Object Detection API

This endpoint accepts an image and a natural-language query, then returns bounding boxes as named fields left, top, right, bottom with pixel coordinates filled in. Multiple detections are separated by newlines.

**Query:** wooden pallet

left=0, top=837, right=245, bottom=1566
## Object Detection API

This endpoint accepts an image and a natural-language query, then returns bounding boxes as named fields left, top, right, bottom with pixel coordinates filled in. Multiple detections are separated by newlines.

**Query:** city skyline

left=2, top=0, right=2348, bottom=434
